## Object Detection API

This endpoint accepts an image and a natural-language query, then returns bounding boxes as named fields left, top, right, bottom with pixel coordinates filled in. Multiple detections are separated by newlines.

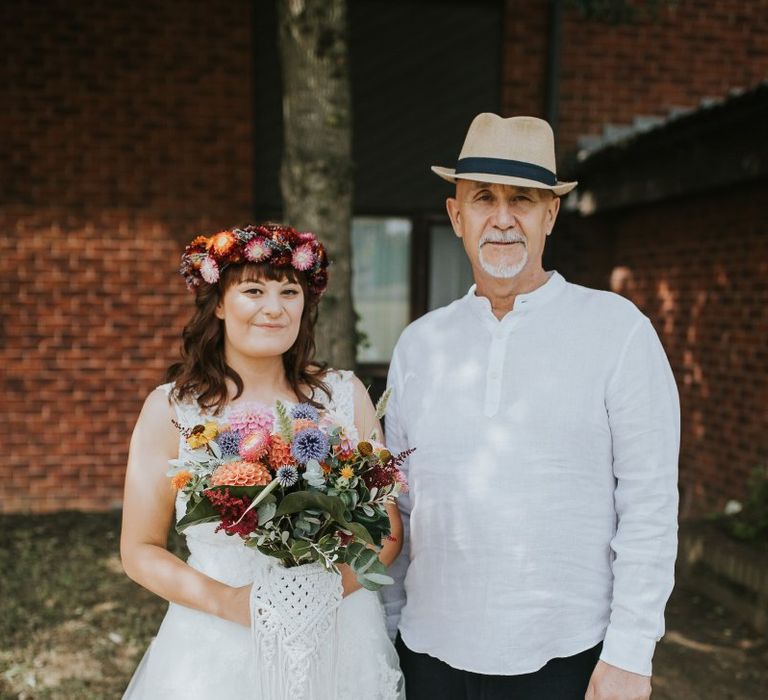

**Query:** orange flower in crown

left=179, top=223, right=329, bottom=296
left=206, top=231, right=238, bottom=257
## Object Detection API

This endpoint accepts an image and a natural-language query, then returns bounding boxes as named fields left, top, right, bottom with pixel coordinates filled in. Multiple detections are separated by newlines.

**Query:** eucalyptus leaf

left=362, top=571, right=394, bottom=586
left=208, top=440, right=222, bottom=459
left=352, top=548, right=379, bottom=574
left=176, top=498, right=220, bottom=533
left=256, top=501, right=277, bottom=525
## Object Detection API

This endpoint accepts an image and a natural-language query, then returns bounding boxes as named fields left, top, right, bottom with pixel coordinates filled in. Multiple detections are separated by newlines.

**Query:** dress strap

left=156, top=382, right=201, bottom=428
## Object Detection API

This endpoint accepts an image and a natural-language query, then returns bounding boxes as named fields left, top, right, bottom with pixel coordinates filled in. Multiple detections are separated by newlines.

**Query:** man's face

left=446, top=181, right=560, bottom=283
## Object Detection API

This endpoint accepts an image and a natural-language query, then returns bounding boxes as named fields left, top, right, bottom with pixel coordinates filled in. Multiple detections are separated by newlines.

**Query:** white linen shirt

left=381, top=271, right=679, bottom=677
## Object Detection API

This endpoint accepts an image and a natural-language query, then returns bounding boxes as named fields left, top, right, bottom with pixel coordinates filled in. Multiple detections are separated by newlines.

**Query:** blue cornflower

left=291, top=428, right=330, bottom=464
left=275, top=465, right=299, bottom=488
left=216, top=430, right=241, bottom=457
left=290, top=403, right=319, bottom=422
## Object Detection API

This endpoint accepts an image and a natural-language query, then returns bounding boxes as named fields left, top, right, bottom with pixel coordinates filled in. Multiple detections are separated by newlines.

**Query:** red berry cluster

left=205, top=488, right=259, bottom=538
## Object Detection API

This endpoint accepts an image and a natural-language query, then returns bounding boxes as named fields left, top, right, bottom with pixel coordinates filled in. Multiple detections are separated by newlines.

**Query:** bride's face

left=215, top=276, right=305, bottom=361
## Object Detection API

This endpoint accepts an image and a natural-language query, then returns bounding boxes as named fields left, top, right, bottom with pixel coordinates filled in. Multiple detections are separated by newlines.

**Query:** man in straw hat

left=381, top=114, right=679, bottom=699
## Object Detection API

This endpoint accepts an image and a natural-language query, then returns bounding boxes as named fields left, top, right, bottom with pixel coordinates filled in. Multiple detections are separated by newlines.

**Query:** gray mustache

left=480, top=232, right=526, bottom=246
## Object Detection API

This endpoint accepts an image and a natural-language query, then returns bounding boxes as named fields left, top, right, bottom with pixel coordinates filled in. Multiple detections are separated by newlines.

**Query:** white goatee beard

left=478, top=232, right=528, bottom=279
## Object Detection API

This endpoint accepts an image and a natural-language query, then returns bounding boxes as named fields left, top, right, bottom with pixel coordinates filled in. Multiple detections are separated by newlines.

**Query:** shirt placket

left=483, top=322, right=514, bottom=417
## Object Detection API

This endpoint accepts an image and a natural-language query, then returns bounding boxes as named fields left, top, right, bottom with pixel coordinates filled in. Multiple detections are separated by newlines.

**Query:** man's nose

left=492, top=200, right=515, bottom=229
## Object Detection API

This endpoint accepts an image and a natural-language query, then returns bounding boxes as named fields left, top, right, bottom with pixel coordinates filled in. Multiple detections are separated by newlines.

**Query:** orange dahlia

left=210, top=460, right=271, bottom=487
left=268, top=435, right=296, bottom=470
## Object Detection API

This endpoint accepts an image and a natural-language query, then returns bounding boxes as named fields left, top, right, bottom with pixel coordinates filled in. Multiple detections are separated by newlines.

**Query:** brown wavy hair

left=166, top=262, right=330, bottom=414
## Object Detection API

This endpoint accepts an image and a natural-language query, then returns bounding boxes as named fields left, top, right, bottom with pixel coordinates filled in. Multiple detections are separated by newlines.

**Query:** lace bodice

left=157, top=370, right=356, bottom=586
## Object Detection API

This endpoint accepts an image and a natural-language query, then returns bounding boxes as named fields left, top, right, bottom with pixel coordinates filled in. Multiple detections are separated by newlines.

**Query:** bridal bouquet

left=168, top=390, right=409, bottom=590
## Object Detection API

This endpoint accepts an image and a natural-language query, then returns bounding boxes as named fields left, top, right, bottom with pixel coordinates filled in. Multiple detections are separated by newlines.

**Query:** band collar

left=463, top=271, right=566, bottom=323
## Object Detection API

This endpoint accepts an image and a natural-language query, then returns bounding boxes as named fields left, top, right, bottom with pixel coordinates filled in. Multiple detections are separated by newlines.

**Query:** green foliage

left=176, top=484, right=272, bottom=533
left=722, top=467, right=768, bottom=545
left=274, top=399, right=294, bottom=442
left=340, top=542, right=394, bottom=591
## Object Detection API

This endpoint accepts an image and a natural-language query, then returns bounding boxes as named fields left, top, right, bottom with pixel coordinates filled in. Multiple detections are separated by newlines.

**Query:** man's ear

left=546, top=194, right=561, bottom=235
left=446, top=197, right=462, bottom=239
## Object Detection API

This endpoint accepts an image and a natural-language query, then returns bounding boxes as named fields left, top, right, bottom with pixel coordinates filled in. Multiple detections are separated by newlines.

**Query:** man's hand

left=585, top=660, right=651, bottom=700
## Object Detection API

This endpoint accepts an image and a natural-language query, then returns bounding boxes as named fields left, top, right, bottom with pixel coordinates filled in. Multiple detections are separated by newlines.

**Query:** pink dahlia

left=199, top=256, right=220, bottom=283
left=291, top=244, right=316, bottom=271
left=228, top=402, right=275, bottom=434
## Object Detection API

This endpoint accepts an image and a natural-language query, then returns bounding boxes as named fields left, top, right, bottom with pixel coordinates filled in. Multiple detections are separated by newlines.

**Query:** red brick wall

left=503, top=0, right=768, bottom=158
left=1, top=0, right=253, bottom=512
left=554, top=181, right=768, bottom=516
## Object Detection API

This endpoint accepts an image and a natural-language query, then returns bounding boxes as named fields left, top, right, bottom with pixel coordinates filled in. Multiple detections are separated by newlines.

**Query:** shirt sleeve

left=601, top=317, right=680, bottom=676
left=379, top=342, right=412, bottom=640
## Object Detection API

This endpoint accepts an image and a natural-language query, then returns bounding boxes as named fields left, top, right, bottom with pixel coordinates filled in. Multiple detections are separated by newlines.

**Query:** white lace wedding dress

left=123, top=370, right=404, bottom=699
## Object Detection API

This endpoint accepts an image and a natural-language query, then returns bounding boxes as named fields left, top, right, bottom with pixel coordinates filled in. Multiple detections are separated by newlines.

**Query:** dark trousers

left=396, top=634, right=602, bottom=700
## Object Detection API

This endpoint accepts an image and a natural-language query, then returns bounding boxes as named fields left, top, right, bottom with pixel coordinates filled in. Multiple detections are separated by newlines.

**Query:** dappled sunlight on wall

left=558, top=180, right=767, bottom=516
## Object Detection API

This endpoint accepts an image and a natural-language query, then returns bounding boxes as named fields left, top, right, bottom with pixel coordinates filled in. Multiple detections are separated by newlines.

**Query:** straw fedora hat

left=432, top=113, right=577, bottom=196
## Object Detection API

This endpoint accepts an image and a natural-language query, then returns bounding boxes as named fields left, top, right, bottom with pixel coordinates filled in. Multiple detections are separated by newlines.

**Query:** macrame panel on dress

left=250, top=561, right=343, bottom=700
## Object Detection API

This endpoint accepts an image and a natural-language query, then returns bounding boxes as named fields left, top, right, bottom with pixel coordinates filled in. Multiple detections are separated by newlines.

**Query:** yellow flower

left=340, top=466, right=355, bottom=480
left=186, top=422, right=219, bottom=449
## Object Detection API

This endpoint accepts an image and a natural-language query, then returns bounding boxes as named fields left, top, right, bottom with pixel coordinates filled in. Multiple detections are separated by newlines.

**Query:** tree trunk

left=277, top=0, right=355, bottom=370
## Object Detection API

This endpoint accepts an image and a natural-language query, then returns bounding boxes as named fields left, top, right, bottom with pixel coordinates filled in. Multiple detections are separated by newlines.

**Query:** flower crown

left=179, top=223, right=329, bottom=297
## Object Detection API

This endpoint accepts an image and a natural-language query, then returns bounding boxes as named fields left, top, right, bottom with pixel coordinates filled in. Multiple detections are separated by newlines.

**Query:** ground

left=0, top=512, right=765, bottom=699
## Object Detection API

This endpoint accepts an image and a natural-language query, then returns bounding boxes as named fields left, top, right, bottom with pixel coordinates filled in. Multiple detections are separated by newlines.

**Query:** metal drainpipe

left=546, top=0, right=563, bottom=136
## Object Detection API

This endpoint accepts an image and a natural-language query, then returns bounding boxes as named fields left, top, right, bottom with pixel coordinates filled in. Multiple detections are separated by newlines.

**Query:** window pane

left=352, top=217, right=411, bottom=363
left=429, top=224, right=474, bottom=311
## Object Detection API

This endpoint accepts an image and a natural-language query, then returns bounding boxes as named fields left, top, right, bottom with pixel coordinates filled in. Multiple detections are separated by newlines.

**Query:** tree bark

left=277, top=0, right=355, bottom=370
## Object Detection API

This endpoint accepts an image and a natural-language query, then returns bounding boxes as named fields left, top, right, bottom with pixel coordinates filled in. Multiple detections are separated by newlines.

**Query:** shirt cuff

left=599, top=626, right=656, bottom=676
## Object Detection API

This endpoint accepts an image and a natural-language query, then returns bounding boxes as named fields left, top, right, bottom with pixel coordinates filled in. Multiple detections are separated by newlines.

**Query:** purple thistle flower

left=291, top=428, right=330, bottom=464
left=290, top=403, right=319, bottom=422
left=275, top=465, right=299, bottom=488
left=216, top=430, right=241, bottom=457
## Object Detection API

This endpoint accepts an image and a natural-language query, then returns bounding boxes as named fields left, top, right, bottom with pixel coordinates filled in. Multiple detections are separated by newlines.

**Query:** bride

left=120, top=223, right=405, bottom=699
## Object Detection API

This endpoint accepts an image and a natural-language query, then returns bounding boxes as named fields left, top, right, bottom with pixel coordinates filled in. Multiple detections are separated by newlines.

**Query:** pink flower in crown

left=291, top=243, right=316, bottom=271
left=244, top=237, right=271, bottom=262
left=199, top=256, right=220, bottom=284
left=228, top=402, right=275, bottom=435
left=298, top=231, right=317, bottom=244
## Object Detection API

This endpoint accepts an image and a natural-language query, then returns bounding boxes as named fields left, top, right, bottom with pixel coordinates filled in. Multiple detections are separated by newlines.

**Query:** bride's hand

left=218, top=583, right=252, bottom=627
left=339, top=563, right=361, bottom=597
